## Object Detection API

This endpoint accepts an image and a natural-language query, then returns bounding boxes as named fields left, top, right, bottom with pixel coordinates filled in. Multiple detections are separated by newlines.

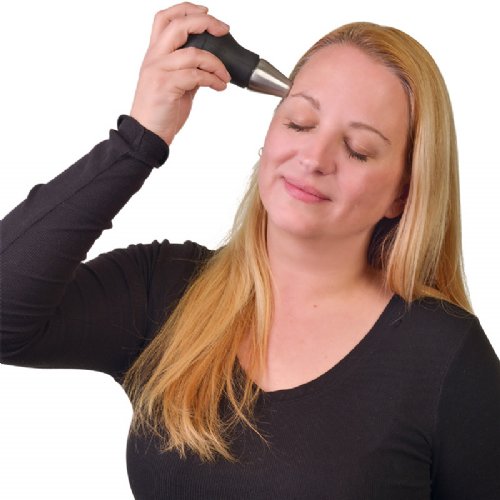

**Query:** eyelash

left=284, top=121, right=369, bottom=163
left=285, top=122, right=314, bottom=132
left=345, top=141, right=368, bottom=163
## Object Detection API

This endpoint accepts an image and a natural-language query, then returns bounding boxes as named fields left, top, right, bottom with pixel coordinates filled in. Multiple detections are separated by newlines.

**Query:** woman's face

left=258, top=44, right=409, bottom=245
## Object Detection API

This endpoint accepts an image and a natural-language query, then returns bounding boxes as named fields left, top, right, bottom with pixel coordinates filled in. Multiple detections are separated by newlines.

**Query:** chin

left=267, top=212, right=327, bottom=240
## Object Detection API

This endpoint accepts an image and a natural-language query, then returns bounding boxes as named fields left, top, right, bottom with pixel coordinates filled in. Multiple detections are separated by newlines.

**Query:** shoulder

left=397, top=295, right=479, bottom=338
left=122, top=239, right=215, bottom=347
left=391, top=295, right=487, bottom=370
left=154, top=239, right=214, bottom=278
left=120, top=239, right=213, bottom=276
left=419, top=302, right=500, bottom=496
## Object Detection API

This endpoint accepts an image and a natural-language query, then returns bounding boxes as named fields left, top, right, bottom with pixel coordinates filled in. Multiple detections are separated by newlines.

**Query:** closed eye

left=344, top=139, right=368, bottom=162
left=285, top=122, right=369, bottom=162
left=285, top=121, right=315, bottom=132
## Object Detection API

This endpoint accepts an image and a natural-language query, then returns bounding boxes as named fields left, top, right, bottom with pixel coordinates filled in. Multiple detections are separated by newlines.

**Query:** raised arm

left=0, top=2, right=230, bottom=381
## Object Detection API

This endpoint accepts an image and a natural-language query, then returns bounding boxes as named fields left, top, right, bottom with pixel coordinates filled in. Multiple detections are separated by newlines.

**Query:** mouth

left=282, top=177, right=331, bottom=202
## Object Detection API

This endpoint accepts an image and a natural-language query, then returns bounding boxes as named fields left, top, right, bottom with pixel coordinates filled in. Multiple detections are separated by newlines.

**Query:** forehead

left=295, top=44, right=397, bottom=86
left=290, top=44, right=409, bottom=138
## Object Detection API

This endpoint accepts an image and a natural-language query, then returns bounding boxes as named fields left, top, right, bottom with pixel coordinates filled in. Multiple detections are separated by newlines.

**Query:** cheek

left=256, top=160, right=267, bottom=192
left=262, top=122, right=295, bottom=164
left=257, top=157, right=273, bottom=208
left=257, top=137, right=292, bottom=196
left=341, top=167, right=401, bottom=209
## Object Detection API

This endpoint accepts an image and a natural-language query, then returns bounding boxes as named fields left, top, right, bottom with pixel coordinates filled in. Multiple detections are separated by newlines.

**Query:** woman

left=1, top=2, right=499, bottom=498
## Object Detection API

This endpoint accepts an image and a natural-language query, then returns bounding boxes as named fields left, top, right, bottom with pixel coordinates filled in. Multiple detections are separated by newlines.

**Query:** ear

left=385, top=183, right=409, bottom=219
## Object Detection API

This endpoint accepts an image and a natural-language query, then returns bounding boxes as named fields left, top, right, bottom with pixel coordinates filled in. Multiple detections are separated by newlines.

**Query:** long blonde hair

left=123, top=22, right=471, bottom=461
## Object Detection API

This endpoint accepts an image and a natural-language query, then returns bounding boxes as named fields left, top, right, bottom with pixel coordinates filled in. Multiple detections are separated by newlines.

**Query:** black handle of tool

left=181, top=32, right=260, bottom=88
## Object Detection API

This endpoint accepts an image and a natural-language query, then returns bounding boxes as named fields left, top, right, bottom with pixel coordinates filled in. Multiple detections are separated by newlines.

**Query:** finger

left=152, top=13, right=230, bottom=55
left=149, top=47, right=231, bottom=83
left=149, top=3, right=209, bottom=46
left=168, top=68, right=229, bottom=93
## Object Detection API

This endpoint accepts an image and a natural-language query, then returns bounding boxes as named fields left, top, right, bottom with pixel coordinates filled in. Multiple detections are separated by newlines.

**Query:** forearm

left=0, top=115, right=169, bottom=359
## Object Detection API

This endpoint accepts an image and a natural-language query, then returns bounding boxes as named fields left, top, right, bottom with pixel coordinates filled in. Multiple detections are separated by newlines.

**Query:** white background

left=1, top=1, right=499, bottom=498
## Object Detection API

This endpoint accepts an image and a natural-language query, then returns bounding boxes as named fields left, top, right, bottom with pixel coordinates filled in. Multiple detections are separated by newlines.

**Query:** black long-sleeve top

left=1, top=115, right=500, bottom=499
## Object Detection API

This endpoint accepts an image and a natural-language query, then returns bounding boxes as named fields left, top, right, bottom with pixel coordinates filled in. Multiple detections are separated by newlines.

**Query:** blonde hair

left=123, top=22, right=471, bottom=461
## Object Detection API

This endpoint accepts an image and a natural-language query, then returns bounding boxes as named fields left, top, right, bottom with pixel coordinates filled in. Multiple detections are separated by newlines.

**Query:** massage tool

left=182, top=32, right=290, bottom=97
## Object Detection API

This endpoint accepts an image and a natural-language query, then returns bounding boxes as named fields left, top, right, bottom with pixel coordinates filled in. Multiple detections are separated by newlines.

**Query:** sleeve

left=430, top=318, right=500, bottom=499
left=0, top=115, right=172, bottom=380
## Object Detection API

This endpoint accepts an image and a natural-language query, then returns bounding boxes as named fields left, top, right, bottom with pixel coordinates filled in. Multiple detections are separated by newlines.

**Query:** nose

left=298, top=138, right=337, bottom=175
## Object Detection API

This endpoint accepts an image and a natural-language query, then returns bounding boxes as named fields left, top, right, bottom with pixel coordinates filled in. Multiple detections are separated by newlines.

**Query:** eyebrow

left=290, top=92, right=391, bottom=145
left=290, top=92, right=321, bottom=110
left=349, top=121, right=391, bottom=144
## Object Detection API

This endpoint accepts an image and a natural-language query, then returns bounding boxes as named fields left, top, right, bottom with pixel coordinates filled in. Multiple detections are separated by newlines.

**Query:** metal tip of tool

left=248, top=59, right=291, bottom=98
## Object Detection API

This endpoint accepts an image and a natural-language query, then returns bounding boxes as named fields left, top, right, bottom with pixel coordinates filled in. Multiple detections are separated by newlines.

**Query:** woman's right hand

left=130, top=2, right=231, bottom=145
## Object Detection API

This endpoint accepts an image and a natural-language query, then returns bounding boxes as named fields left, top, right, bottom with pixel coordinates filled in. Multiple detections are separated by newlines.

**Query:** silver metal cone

left=248, top=59, right=291, bottom=97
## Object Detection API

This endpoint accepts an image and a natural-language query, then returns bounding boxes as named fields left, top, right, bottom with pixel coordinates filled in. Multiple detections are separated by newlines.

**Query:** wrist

left=117, top=115, right=170, bottom=168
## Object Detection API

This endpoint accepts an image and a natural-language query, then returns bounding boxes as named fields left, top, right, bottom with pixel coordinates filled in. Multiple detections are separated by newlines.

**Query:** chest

left=126, top=375, right=434, bottom=499
left=241, top=303, right=386, bottom=392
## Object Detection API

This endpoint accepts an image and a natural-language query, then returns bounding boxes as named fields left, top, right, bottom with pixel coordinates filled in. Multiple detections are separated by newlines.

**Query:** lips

left=283, top=177, right=331, bottom=201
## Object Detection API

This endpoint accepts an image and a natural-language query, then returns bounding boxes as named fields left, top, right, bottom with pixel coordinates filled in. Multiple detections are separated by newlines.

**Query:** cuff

left=116, top=115, right=169, bottom=168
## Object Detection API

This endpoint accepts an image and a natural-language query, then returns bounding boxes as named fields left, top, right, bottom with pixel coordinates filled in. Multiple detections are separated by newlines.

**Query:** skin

left=247, top=44, right=410, bottom=390
left=130, top=3, right=231, bottom=145
left=259, top=43, right=409, bottom=251
left=130, top=4, right=411, bottom=390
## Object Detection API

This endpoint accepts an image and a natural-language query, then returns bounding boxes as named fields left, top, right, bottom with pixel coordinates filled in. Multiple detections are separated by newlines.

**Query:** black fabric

left=1, top=116, right=499, bottom=499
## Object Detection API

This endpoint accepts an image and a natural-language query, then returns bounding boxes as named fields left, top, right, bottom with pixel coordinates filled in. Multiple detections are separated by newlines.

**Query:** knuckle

left=189, top=68, right=200, bottom=79
left=153, top=9, right=167, bottom=24
left=183, top=46, right=202, bottom=61
left=191, top=68, right=206, bottom=85
left=168, top=17, right=182, bottom=30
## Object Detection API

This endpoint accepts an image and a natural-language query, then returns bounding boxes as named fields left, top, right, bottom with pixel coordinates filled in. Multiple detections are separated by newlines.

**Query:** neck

left=266, top=224, right=382, bottom=307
